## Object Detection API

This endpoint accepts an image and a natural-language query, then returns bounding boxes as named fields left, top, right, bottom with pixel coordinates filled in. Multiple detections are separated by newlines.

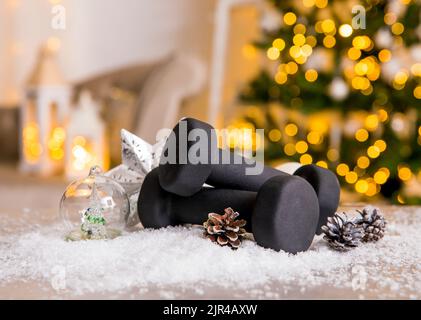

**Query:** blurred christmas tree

left=238, top=0, right=421, bottom=203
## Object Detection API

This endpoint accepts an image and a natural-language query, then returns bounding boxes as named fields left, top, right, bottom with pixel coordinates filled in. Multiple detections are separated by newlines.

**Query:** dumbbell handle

left=139, top=168, right=256, bottom=230
left=207, top=148, right=284, bottom=191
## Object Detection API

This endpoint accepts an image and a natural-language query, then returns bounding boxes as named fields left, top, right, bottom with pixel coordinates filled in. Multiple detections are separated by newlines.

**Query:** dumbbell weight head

left=294, top=165, right=340, bottom=234
left=139, top=168, right=319, bottom=254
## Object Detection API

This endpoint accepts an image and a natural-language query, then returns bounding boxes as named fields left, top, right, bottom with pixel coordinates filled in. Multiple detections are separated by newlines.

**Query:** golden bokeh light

left=355, top=128, right=369, bottom=142
left=284, top=12, right=297, bottom=26
left=338, top=24, right=353, bottom=37
left=305, top=69, right=318, bottom=82
left=285, top=123, right=298, bottom=136
left=295, top=140, right=309, bottom=154
left=336, top=163, right=350, bottom=176
left=300, top=154, right=313, bottom=165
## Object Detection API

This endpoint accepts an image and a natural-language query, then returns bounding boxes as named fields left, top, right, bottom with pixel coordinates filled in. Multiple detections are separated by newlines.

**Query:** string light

left=345, top=171, right=358, bottom=184
left=338, top=24, right=353, bottom=37
left=295, top=141, right=308, bottom=154
left=367, top=146, right=380, bottom=158
left=284, top=143, right=296, bottom=156
left=355, top=128, right=369, bottom=142
left=336, top=163, right=350, bottom=176
left=327, top=149, right=339, bottom=161
left=305, top=69, right=318, bottom=82
left=283, top=12, right=297, bottom=25
left=267, top=47, right=280, bottom=60
left=300, top=154, right=313, bottom=165
left=268, top=129, right=282, bottom=142
left=398, top=166, right=412, bottom=181
left=285, top=123, right=298, bottom=136
left=307, top=131, right=322, bottom=144
left=357, top=156, right=370, bottom=169
left=414, top=86, right=421, bottom=99
left=355, top=179, right=369, bottom=193
left=272, top=39, right=286, bottom=51
left=378, top=49, right=392, bottom=62
left=316, top=161, right=328, bottom=168
left=391, top=22, right=404, bottom=35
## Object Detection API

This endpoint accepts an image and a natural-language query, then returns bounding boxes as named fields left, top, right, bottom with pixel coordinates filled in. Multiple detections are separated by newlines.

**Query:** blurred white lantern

left=19, top=45, right=71, bottom=175
left=65, top=90, right=108, bottom=180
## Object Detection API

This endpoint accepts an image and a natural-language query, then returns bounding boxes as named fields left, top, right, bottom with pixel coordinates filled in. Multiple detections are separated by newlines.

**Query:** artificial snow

left=0, top=207, right=420, bottom=299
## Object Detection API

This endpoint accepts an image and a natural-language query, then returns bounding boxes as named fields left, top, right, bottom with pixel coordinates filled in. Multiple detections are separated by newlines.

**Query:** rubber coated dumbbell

left=158, top=118, right=340, bottom=234
left=138, top=168, right=319, bottom=254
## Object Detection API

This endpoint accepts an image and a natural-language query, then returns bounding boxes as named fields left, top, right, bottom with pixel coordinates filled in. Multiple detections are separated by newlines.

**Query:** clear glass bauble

left=59, top=166, right=130, bottom=241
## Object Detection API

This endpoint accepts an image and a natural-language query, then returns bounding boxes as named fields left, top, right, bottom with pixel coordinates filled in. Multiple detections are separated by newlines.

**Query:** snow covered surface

left=0, top=205, right=420, bottom=299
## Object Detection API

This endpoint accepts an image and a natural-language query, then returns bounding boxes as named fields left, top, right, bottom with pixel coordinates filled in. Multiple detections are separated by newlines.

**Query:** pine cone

left=356, top=207, right=386, bottom=242
left=203, top=207, right=247, bottom=249
left=321, top=213, right=363, bottom=251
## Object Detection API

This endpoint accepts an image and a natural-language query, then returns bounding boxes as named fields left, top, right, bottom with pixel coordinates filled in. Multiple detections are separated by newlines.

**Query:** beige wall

left=0, top=0, right=260, bottom=125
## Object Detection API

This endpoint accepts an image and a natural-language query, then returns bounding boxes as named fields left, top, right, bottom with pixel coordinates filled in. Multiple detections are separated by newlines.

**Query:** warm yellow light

left=293, top=24, right=306, bottom=34
left=357, top=156, right=370, bottom=169
left=305, top=69, right=318, bottom=82
left=307, top=131, right=321, bottom=144
left=384, top=12, right=397, bottom=25
left=398, top=166, right=412, bottom=181
left=365, top=179, right=378, bottom=197
left=365, top=114, right=379, bottom=131
left=289, top=46, right=301, bottom=59
left=267, top=47, right=280, bottom=60
left=302, top=0, right=315, bottom=8
left=295, top=56, right=307, bottom=64
left=321, top=19, right=335, bottom=33
left=397, top=194, right=405, bottom=204
left=327, top=149, right=339, bottom=161
left=378, top=49, right=392, bottom=63
left=300, top=154, right=313, bottom=165
left=301, top=44, right=313, bottom=57
left=374, top=140, right=387, bottom=152
left=345, top=171, right=358, bottom=184
left=411, top=63, right=421, bottom=76
left=391, top=22, right=404, bottom=35
left=285, top=123, right=298, bottom=136
left=355, top=180, right=369, bottom=193
left=316, top=161, right=328, bottom=168
left=378, top=109, right=389, bottom=122
left=355, top=61, right=369, bottom=75
left=315, top=0, right=328, bottom=8
left=355, top=128, right=369, bottom=142
left=275, top=72, right=288, bottom=84
left=268, top=129, right=282, bottom=142
left=352, top=36, right=371, bottom=50
left=284, top=12, right=297, bottom=26
left=295, top=141, right=308, bottom=154
left=306, top=35, right=317, bottom=47
left=394, top=70, right=408, bottom=84
left=414, top=86, right=421, bottom=99
left=339, top=24, right=353, bottom=37
left=323, top=35, right=336, bottom=48
left=293, top=34, right=306, bottom=46
left=284, top=143, right=296, bottom=156
left=336, top=163, right=350, bottom=176
left=374, top=170, right=388, bottom=184
left=348, top=47, right=361, bottom=60
left=273, top=38, right=286, bottom=51
left=367, top=146, right=380, bottom=158
left=286, top=61, right=298, bottom=74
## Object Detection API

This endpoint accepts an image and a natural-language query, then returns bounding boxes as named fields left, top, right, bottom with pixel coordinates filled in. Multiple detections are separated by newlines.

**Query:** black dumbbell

left=138, top=168, right=319, bottom=254
left=158, top=118, right=339, bottom=234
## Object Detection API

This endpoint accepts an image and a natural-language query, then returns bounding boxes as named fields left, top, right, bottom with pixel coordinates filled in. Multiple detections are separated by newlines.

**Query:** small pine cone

left=322, top=213, right=364, bottom=251
left=355, top=207, right=386, bottom=242
left=203, top=207, right=247, bottom=249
